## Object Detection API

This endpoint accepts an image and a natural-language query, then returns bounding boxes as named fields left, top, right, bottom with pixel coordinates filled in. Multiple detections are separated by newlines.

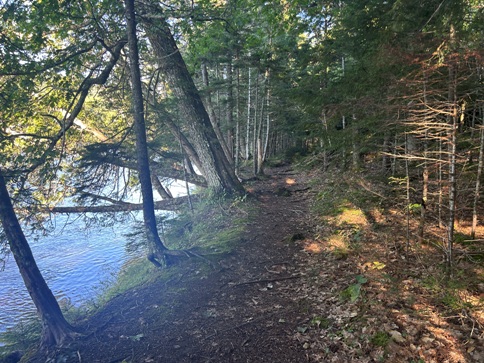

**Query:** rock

left=477, top=283, right=484, bottom=293
left=389, top=330, right=406, bottom=343
left=421, top=336, right=435, bottom=345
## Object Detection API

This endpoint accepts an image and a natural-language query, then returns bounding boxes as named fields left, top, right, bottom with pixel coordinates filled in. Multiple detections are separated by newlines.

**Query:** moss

left=370, top=331, right=390, bottom=347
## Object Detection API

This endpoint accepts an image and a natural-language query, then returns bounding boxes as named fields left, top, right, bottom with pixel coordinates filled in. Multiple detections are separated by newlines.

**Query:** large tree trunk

left=125, top=0, right=168, bottom=266
left=0, top=170, right=77, bottom=349
left=140, top=7, right=244, bottom=195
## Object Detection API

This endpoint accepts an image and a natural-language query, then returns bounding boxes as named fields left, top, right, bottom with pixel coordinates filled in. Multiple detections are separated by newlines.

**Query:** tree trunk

left=405, top=133, right=411, bottom=251
left=252, top=71, right=260, bottom=176
left=225, top=62, right=234, bottom=160
left=438, top=135, right=444, bottom=229
left=418, top=137, right=428, bottom=243
left=150, top=101, right=203, bottom=173
left=151, top=174, right=173, bottom=199
left=446, top=25, right=458, bottom=272
left=201, top=62, right=233, bottom=164
left=125, top=0, right=168, bottom=266
left=235, top=54, right=241, bottom=175
left=262, top=69, right=271, bottom=163
left=471, top=125, right=484, bottom=239
left=0, top=170, right=77, bottom=349
left=140, top=8, right=244, bottom=195
left=246, top=66, right=252, bottom=161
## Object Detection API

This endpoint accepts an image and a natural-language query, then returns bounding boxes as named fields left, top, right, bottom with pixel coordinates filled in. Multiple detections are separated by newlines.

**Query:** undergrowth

left=307, top=163, right=484, bottom=361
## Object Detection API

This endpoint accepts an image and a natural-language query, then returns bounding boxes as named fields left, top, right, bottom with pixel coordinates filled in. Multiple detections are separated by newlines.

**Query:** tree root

left=147, top=249, right=219, bottom=269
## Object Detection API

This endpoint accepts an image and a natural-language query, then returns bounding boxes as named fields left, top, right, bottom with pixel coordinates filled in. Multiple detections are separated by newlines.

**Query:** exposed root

left=147, top=249, right=219, bottom=269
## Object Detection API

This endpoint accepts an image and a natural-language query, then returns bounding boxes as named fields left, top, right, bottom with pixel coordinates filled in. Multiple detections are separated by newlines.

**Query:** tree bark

left=201, top=62, right=233, bottom=164
left=140, top=7, right=244, bottom=195
left=151, top=174, right=173, bottom=199
left=0, top=170, right=77, bottom=349
left=471, top=125, right=484, bottom=239
left=150, top=101, right=203, bottom=173
left=446, top=25, right=458, bottom=272
left=246, top=66, right=252, bottom=161
left=125, top=0, right=168, bottom=265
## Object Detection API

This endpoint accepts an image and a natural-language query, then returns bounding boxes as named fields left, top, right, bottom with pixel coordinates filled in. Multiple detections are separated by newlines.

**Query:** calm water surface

left=0, top=213, right=142, bottom=333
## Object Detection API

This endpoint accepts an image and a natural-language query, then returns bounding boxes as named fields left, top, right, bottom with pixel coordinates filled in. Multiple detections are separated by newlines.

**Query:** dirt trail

left=18, top=164, right=484, bottom=363
left=32, top=165, right=332, bottom=362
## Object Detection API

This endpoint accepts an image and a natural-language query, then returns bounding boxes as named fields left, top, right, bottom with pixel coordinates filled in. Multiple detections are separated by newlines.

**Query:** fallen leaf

left=297, top=326, right=308, bottom=333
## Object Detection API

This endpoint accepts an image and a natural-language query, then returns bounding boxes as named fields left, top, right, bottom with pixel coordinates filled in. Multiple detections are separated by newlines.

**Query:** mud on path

left=30, top=165, right=380, bottom=363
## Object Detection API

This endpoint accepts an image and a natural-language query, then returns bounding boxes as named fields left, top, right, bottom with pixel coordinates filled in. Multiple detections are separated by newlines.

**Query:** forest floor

left=12, top=164, right=484, bottom=362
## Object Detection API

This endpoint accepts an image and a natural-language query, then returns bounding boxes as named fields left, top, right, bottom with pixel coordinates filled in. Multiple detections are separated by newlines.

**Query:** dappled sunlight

left=309, top=167, right=484, bottom=362
left=336, top=206, right=368, bottom=227
left=302, top=239, right=324, bottom=254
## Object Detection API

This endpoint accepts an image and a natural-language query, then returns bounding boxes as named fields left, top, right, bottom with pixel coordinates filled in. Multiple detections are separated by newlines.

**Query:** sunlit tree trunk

left=405, top=133, right=411, bottom=251
left=418, top=74, right=430, bottom=243
left=438, top=135, right=444, bottom=229
left=262, top=69, right=271, bottom=163
left=246, top=66, right=252, bottom=161
left=418, top=136, right=428, bottom=243
left=446, top=24, right=458, bottom=272
left=255, top=75, right=266, bottom=175
left=471, top=124, right=484, bottom=239
left=252, top=71, right=260, bottom=176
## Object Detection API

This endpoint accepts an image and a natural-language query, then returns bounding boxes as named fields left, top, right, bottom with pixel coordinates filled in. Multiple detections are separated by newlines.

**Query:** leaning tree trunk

left=0, top=170, right=77, bottom=349
left=125, top=0, right=168, bottom=266
left=140, top=7, right=244, bottom=195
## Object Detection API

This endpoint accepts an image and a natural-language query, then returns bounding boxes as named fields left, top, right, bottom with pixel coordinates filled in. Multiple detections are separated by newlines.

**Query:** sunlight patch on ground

left=285, top=178, right=296, bottom=185
left=325, top=234, right=349, bottom=257
left=302, top=239, right=324, bottom=253
left=336, top=207, right=368, bottom=227
left=390, top=304, right=468, bottom=363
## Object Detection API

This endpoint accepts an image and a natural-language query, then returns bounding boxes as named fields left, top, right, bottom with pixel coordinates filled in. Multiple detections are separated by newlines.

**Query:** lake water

left=0, top=179, right=190, bottom=334
left=0, top=212, right=143, bottom=333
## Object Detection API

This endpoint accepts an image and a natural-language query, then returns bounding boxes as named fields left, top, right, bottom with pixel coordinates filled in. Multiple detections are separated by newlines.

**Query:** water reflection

left=0, top=212, right=142, bottom=333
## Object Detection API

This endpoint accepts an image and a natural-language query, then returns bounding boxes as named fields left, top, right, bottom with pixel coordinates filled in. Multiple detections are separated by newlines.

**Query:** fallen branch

left=230, top=274, right=303, bottom=287
left=49, top=195, right=197, bottom=214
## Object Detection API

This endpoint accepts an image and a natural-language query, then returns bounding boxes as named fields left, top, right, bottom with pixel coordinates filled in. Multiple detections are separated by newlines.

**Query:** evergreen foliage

left=0, top=0, right=483, bottom=351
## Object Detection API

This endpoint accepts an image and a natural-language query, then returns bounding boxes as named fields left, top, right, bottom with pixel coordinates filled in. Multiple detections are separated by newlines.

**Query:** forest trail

left=31, top=164, right=348, bottom=362
left=27, top=164, right=483, bottom=363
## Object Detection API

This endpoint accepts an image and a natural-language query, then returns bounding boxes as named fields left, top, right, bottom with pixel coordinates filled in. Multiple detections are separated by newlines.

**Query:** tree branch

left=49, top=195, right=197, bottom=214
